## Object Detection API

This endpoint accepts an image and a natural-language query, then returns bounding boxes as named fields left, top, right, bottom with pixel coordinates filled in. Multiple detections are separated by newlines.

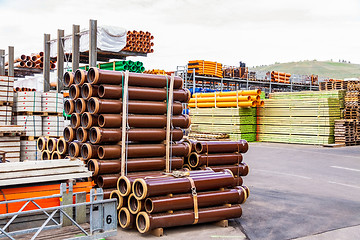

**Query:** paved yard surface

left=110, top=142, right=360, bottom=240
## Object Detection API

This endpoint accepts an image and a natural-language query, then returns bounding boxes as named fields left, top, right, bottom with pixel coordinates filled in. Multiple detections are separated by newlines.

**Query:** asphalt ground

left=110, top=142, right=360, bottom=240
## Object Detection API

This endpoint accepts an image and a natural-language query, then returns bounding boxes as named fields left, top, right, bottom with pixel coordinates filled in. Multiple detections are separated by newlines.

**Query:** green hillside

left=251, top=60, right=360, bottom=79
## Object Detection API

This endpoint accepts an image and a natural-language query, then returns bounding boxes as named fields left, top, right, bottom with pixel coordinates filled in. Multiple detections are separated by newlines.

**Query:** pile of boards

left=334, top=119, right=359, bottom=145
left=188, top=60, right=223, bottom=78
left=0, top=125, right=23, bottom=162
left=257, top=90, right=344, bottom=145
left=0, top=75, right=14, bottom=125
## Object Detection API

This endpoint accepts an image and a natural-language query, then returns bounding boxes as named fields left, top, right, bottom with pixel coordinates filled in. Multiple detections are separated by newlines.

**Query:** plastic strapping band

left=186, top=176, right=199, bottom=224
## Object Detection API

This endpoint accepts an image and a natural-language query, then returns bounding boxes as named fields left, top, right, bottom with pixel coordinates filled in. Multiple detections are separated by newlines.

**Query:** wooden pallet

left=14, top=111, right=63, bottom=116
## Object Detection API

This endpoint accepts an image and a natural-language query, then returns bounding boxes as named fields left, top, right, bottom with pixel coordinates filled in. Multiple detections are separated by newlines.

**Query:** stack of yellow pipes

left=188, top=60, right=223, bottom=78
left=188, top=90, right=264, bottom=108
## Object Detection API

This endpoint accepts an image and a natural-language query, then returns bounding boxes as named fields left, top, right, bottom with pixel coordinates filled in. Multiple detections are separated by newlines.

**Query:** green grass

left=251, top=60, right=360, bottom=79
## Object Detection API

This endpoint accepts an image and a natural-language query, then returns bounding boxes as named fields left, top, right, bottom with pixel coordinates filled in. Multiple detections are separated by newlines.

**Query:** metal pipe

left=63, top=72, right=75, bottom=87
left=118, top=207, right=135, bottom=229
left=57, top=138, right=68, bottom=155
left=88, top=67, right=183, bottom=89
left=81, top=83, right=99, bottom=100
left=88, top=97, right=183, bottom=115
left=110, top=190, right=125, bottom=210
left=81, top=112, right=98, bottom=129
left=80, top=143, right=99, bottom=160
left=37, top=137, right=48, bottom=152
left=89, top=127, right=183, bottom=144
left=70, top=113, right=81, bottom=128
left=68, top=141, right=83, bottom=157
left=195, top=140, right=248, bottom=154
left=88, top=157, right=184, bottom=176
left=98, top=85, right=190, bottom=102
left=76, top=127, right=89, bottom=143
left=75, top=98, right=87, bottom=114
left=188, top=153, right=242, bottom=168
left=46, top=138, right=58, bottom=153
left=64, top=99, right=75, bottom=115
left=98, top=114, right=190, bottom=128
left=145, top=188, right=247, bottom=214
left=74, top=69, right=87, bottom=86
left=133, top=170, right=235, bottom=200
left=69, top=84, right=81, bottom=100
left=128, top=193, right=144, bottom=214
left=136, top=204, right=242, bottom=233
left=64, top=126, right=76, bottom=142
left=98, top=142, right=191, bottom=159
left=97, top=174, right=121, bottom=188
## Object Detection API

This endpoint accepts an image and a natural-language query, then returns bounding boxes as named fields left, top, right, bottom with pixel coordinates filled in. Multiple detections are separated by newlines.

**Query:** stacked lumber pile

left=80, top=60, right=145, bottom=73
left=344, top=81, right=360, bottom=121
left=0, top=75, right=14, bottom=125
left=334, top=119, right=358, bottom=146
left=0, top=159, right=91, bottom=187
left=189, top=90, right=263, bottom=142
left=123, top=30, right=154, bottom=53
left=271, top=71, right=291, bottom=83
left=188, top=60, right=223, bottom=78
left=36, top=137, right=67, bottom=160
left=5, top=52, right=56, bottom=70
left=0, top=125, right=23, bottom=162
left=319, top=79, right=348, bottom=91
left=258, top=90, right=345, bottom=145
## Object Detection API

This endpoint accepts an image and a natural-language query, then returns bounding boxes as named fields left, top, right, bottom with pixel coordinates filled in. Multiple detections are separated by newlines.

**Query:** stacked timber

left=271, top=71, right=291, bottom=83
left=258, top=90, right=345, bottom=145
left=189, top=90, right=263, bottom=142
left=123, top=30, right=154, bottom=53
left=37, top=137, right=67, bottom=160
left=0, top=75, right=14, bottom=125
left=334, top=119, right=357, bottom=146
left=188, top=60, right=223, bottom=78
left=63, top=68, right=191, bottom=197
left=0, top=125, right=23, bottom=162
left=344, top=81, right=360, bottom=121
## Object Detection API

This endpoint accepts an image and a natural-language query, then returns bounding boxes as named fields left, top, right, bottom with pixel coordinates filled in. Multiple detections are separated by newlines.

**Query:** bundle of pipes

left=14, top=87, right=36, bottom=92
left=80, top=60, right=145, bottom=73
left=122, top=30, right=154, bottom=54
left=188, top=60, right=223, bottom=78
left=271, top=71, right=291, bottom=84
left=188, top=89, right=264, bottom=108
left=143, top=69, right=168, bottom=76
left=37, top=137, right=67, bottom=160
left=5, top=52, right=56, bottom=70
left=62, top=67, right=191, bottom=196
left=115, top=168, right=250, bottom=233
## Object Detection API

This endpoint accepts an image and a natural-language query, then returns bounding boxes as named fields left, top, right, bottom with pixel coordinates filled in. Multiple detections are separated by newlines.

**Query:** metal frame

left=0, top=183, right=117, bottom=240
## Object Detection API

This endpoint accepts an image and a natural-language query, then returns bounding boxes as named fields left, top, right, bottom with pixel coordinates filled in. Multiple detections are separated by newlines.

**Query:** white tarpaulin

left=49, top=25, right=127, bottom=57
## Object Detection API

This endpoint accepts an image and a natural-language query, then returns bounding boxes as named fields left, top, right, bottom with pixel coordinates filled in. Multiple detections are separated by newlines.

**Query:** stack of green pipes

left=80, top=60, right=145, bottom=73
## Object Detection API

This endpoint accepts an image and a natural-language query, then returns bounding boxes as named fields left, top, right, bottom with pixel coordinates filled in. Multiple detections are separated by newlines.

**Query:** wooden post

left=121, top=71, right=129, bottom=176
left=165, top=74, right=175, bottom=173
left=43, top=34, right=51, bottom=92
left=72, top=24, right=80, bottom=72
left=57, top=29, right=64, bottom=93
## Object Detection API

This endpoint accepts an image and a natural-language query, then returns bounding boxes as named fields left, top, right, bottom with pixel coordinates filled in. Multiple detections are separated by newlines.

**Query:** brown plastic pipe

left=187, top=153, right=242, bottom=168
left=103, top=188, right=117, bottom=199
left=88, top=97, right=183, bottom=115
left=89, top=127, right=183, bottom=144
left=75, top=98, right=87, bottom=114
left=37, top=137, right=48, bottom=152
left=69, top=84, right=81, bottom=100
left=133, top=170, right=235, bottom=200
left=81, top=143, right=99, bottom=161
left=88, top=157, right=184, bottom=176
left=70, top=113, right=81, bottom=128
left=97, top=174, right=120, bottom=188
left=51, top=151, right=64, bottom=160
left=98, top=142, right=191, bottom=159
left=63, top=72, right=75, bottom=87
left=110, top=190, right=125, bottom=210
left=98, top=85, right=190, bottom=102
left=98, top=114, right=190, bottom=128
left=57, top=138, right=68, bottom=155
left=47, top=138, right=58, bottom=153
left=81, top=112, right=98, bottom=129
left=87, top=67, right=183, bottom=88
left=81, top=83, right=99, bottom=100
left=118, top=207, right=135, bottom=229
left=76, top=127, right=89, bottom=143
left=74, top=69, right=87, bottom=86
left=136, top=204, right=242, bottom=233
left=145, top=188, right=247, bottom=214
left=128, top=193, right=144, bottom=214
left=206, top=163, right=249, bottom=177
left=64, top=127, right=76, bottom=142
left=195, top=140, right=248, bottom=154
left=41, top=151, right=51, bottom=160
left=69, top=141, right=83, bottom=157
left=64, top=99, right=75, bottom=115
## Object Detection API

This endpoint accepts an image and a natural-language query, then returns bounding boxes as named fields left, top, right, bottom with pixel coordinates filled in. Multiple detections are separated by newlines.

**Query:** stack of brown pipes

left=62, top=67, right=191, bottom=197
left=5, top=52, right=56, bottom=70
left=122, top=30, right=154, bottom=53
left=184, top=140, right=249, bottom=186
left=37, top=137, right=68, bottom=160
left=114, top=168, right=250, bottom=233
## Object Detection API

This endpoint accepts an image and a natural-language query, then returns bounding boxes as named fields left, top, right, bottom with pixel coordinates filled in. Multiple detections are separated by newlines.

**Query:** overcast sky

left=0, top=0, right=359, bottom=71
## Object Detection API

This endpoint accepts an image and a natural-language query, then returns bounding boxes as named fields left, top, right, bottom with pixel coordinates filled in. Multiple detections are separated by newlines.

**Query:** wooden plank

left=0, top=160, right=85, bottom=173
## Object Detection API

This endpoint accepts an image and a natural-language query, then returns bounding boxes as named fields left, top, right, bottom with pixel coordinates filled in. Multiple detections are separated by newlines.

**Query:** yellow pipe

left=188, top=101, right=256, bottom=108
left=193, top=89, right=261, bottom=98
left=189, top=95, right=251, bottom=103
left=250, top=96, right=260, bottom=101
left=256, top=100, right=265, bottom=107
